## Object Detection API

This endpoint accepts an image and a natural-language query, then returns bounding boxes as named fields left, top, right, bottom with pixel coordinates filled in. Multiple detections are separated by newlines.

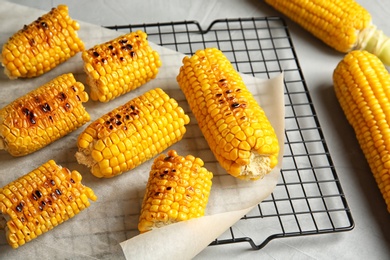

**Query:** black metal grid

left=106, top=17, right=354, bottom=250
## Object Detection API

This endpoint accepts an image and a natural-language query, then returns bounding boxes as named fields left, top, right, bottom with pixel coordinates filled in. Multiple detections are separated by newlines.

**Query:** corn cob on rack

left=0, top=5, right=85, bottom=79
left=82, top=30, right=162, bottom=102
left=177, top=48, right=279, bottom=180
left=0, top=160, right=97, bottom=248
left=333, top=50, right=390, bottom=212
left=0, top=73, right=90, bottom=157
left=265, top=0, right=390, bottom=66
left=138, top=150, right=213, bottom=233
left=75, top=88, right=190, bottom=178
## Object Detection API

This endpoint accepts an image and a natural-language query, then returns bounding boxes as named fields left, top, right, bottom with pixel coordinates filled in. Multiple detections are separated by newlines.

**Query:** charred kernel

left=70, top=178, right=75, bottom=183
left=58, top=92, right=67, bottom=101
left=41, top=103, right=51, bottom=112
left=126, top=44, right=133, bottom=50
left=35, top=190, right=42, bottom=198
left=125, top=115, right=130, bottom=120
left=119, top=39, right=128, bottom=44
left=119, top=57, right=125, bottom=62
left=32, top=194, right=38, bottom=201
left=109, top=125, right=114, bottom=130
left=29, top=116, right=36, bottom=124
left=116, top=121, right=122, bottom=126
left=65, top=103, right=71, bottom=109
left=105, top=121, right=110, bottom=124
left=40, top=22, right=48, bottom=29
left=108, top=45, right=114, bottom=50
left=22, top=108, right=31, bottom=116
left=55, top=189, right=62, bottom=195
left=231, top=103, right=240, bottom=108
left=16, top=203, right=24, bottom=212
left=130, top=51, right=136, bottom=58
left=225, top=90, right=232, bottom=94
left=41, top=201, right=46, bottom=207
left=48, top=115, right=53, bottom=121
left=216, top=93, right=222, bottom=97
left=50, top=179, right=55, bottom=185
left=116, top=114, right=121, bottom=119
left=166, top=187, right=172, bottom=190
left=219, top=79, right=226, bottom=82
left=93, top=51, right=99, bottom=57
left=101, top=58, right=107, bottom=64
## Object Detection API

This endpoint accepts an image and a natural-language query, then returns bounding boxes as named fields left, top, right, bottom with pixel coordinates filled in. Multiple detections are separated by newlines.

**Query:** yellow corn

left=0, top=73, right=90, bottom=157
left=82, top=30, right=162, bottom=102
left=1, top=5, right=85, bottom=79
left=138, top=150, right=213, bottom=233
left=265, top=0, right=390, bottom=66
left=333, top=50, right=390, bottom=213
left=75, top=88, right=190, bottom=178
left=0, top=160, right=97, bottom=248
left=177, top=48, right=279, bottom=180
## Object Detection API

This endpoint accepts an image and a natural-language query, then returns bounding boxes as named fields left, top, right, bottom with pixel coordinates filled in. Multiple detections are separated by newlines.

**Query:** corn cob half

left=0, top=160, right=97, bottom=248
left=177, top=48, right=279, bottom=180
left=0, top=73, right=90, bottom=157
left=82, top=30, right=162, bottom=102
left=1, top=5, right=85, bottom=79
left=334, top=50, right=390, bottom=213
left=265, top=0, right=390, bottom=66
left=75, top=88, right=190, bottom=178
left=138, top=150, right=213, bottom=233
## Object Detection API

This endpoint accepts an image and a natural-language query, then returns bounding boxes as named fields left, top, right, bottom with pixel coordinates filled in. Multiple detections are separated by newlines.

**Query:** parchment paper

left=0, top=1, right=284, bottom=259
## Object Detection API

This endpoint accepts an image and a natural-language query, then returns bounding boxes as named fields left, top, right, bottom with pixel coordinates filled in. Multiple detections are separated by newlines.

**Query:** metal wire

left=106, top=17, right=354, bottom=250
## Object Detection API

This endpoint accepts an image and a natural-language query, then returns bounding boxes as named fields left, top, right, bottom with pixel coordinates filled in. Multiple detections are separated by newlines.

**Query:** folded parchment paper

left=0, top=1, right=284, bottom=259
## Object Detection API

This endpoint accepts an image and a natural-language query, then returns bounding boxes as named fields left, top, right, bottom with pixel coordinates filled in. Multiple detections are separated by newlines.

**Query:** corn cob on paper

left=0, top=2, right=284, bottom=259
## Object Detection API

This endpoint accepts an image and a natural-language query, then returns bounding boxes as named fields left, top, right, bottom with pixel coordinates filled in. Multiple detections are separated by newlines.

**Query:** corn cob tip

left=357, top=26, right=390, bottom=66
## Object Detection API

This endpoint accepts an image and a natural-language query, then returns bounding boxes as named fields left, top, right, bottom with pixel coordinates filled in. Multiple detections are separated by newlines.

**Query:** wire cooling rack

left=106, top=17, right=354, bottom=250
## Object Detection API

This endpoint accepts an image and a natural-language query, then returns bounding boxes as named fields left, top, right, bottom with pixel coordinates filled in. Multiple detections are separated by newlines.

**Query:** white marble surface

left=3, top=0, right=390, bottom=259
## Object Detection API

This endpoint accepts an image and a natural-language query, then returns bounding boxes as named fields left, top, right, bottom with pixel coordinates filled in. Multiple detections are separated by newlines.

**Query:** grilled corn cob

left=0, top=73, right=90, bottom=157
left=265, top=0, right=390, bottom=66
left=177, top=48, right=279, bottom=180
left=138, top=150, right=213, bottom=233
left=334, top=50, right=390, bottom=212
left=75, top=88, right=190, bottom=178
left=82, top=30, right=162, bottom=102
left=1, top=5, right=85, bottom=79
left=0, top=160, right=97, bottom=248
